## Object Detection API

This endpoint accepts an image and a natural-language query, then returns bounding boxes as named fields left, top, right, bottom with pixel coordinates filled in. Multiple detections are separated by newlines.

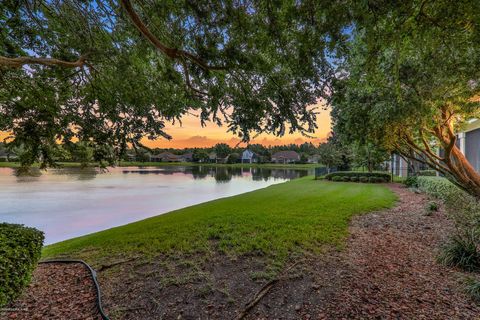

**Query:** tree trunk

left=395, top=105, right=480, bottom=198
left=367, top=161, right=373, bottom=173
left=447, top=145, right=480, bottom=197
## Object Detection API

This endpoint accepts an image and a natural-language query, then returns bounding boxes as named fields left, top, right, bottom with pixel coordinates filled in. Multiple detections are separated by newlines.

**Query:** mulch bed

left=0, top=262, right=101, bottom=320
left=316, top=184, right=480, bottom=319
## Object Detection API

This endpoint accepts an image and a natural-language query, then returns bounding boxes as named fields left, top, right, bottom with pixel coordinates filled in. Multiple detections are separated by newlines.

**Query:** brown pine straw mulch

left=1, top=263, right=101, bottom=320
left=2, top=183, right=479, bottom=319
left=316, top=183, right=480, bottom=319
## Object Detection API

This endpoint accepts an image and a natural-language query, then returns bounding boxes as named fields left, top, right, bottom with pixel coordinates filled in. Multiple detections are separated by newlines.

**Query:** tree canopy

left=331, top=0, right=480, bottom=196
left=0, top=0, right=349, bottom=167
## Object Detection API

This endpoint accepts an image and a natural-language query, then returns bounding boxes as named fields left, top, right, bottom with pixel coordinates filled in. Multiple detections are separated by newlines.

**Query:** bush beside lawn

left=0, top=223, right=44, bottom=307
left=416, top=176, right=464, bottom=200
left=325, top=171, right=391, bottom=183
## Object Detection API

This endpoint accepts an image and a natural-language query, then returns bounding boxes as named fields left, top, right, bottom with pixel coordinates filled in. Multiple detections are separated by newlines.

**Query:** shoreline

left=0, top=161, right=320, bottom=170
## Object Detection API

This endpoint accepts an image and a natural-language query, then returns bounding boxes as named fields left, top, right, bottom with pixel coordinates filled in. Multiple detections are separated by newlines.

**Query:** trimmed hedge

left=359, top=176, right=369, bottom=183
left=0, top=223, right=44, bottom=307
left=325, top=171, right=391, bottom=183
left=419, top=170, right=437, bottom=176
left=416, top=176, right=464, bottom=200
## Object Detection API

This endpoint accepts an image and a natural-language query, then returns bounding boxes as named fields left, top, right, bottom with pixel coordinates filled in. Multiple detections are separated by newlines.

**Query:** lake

left=0, top=166, right=309, bottom=244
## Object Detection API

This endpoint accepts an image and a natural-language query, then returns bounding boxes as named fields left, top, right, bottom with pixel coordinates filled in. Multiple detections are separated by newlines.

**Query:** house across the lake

left=180, top=152, right=193, bottom=162
left=208, top=152, right=217, bottom=163
left=241, top=149, right=257, bottom=163
left=151, top=152, right=182, bottom=162
left=307, top=154, right=321, bottom=164
left=0, top=149, right=17, bottom=162
left=271, top=151, right=300, bottom=164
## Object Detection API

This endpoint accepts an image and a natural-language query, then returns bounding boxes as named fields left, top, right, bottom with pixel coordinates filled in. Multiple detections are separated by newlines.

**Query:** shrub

left=341, top=176, right=350, bottom=182
left=350, top=176, right=359, bottom=182
left=424, top=202, right=438, bottom=216
left=359, top=176, right=369, bottom=183
left=416, top=176, right=480, bottom=282
left=419, top=170, right=437, bottom=176
left=464, top=276, right=480, bottom=302
left=416, top=176, right=479, bottom=229
left=404, top=176, right=418, bottom=188
left=438, top=231, right=480, bottom=272
left=427, top=201, right=438, bottom=212
left=0, top=223, right=44, bottom=307
left=416, top=176, right=463, bottom=201
left=331, top=176, right=343, bottom=182
left=370, top=176, right=387, bottom=183
left=324, top=171, right=391, bottom=183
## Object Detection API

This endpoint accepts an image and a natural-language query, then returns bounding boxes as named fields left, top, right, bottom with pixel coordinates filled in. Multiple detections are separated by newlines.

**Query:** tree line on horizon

left=0, top=139, right=390, bottom=172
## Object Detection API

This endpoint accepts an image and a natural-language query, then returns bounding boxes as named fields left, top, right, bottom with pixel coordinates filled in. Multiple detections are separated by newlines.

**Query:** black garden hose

left=38, top=259, right=110, bottom=320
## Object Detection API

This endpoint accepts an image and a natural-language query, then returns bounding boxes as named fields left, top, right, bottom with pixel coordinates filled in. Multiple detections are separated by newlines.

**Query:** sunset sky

left=142, top=105, right=332, bottom=149
left=1, top=104, right=332, bottom=149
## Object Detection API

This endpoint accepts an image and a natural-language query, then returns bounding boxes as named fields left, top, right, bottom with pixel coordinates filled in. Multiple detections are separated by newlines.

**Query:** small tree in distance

left=352, top=142, right=390, bottom=173
left=317, top=141, right=347, bottom=173
left=214, top=143, right=232, bottom=160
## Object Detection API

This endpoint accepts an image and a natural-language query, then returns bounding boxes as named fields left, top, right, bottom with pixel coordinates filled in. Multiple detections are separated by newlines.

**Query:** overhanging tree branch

left=120, top=0, right=227, bottom=71
left=418, top=128, right=444, bottom=161
left=0, top=54, right=90, bottom=69
left=180, top=58, right=209, bottom=97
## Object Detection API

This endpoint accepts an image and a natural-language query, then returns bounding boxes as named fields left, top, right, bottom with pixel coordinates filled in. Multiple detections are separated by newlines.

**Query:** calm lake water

left=0, top=166, right=309, bottom=244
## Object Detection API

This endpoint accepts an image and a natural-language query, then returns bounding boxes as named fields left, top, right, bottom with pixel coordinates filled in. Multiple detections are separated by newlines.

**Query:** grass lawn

left=0, top=162, right=89, bottom=168
left=0, top=162, right=21, bottom=168
left=43, top=178, right=397, bottom=264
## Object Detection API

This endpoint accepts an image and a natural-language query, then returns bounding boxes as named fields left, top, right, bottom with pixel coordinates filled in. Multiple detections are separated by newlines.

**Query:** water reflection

left=121, top=166, right=308, bottom=182
left=13, top=166, right=100, bottom=181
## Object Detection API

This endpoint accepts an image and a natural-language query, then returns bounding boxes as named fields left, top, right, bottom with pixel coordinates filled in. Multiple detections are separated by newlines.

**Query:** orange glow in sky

left=142, top=106, right=331, bottom=149
left=1, top=104, right=332, bottom=149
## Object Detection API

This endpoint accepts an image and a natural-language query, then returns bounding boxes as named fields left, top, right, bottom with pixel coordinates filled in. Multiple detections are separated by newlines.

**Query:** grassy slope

left=43, top=178, right=397, bottom=263
left=0, top=161, right=319, bottom=169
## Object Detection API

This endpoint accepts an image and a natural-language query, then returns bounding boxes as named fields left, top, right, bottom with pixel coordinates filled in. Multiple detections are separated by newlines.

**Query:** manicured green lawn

left=42, top=178, right=397, bottom=262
